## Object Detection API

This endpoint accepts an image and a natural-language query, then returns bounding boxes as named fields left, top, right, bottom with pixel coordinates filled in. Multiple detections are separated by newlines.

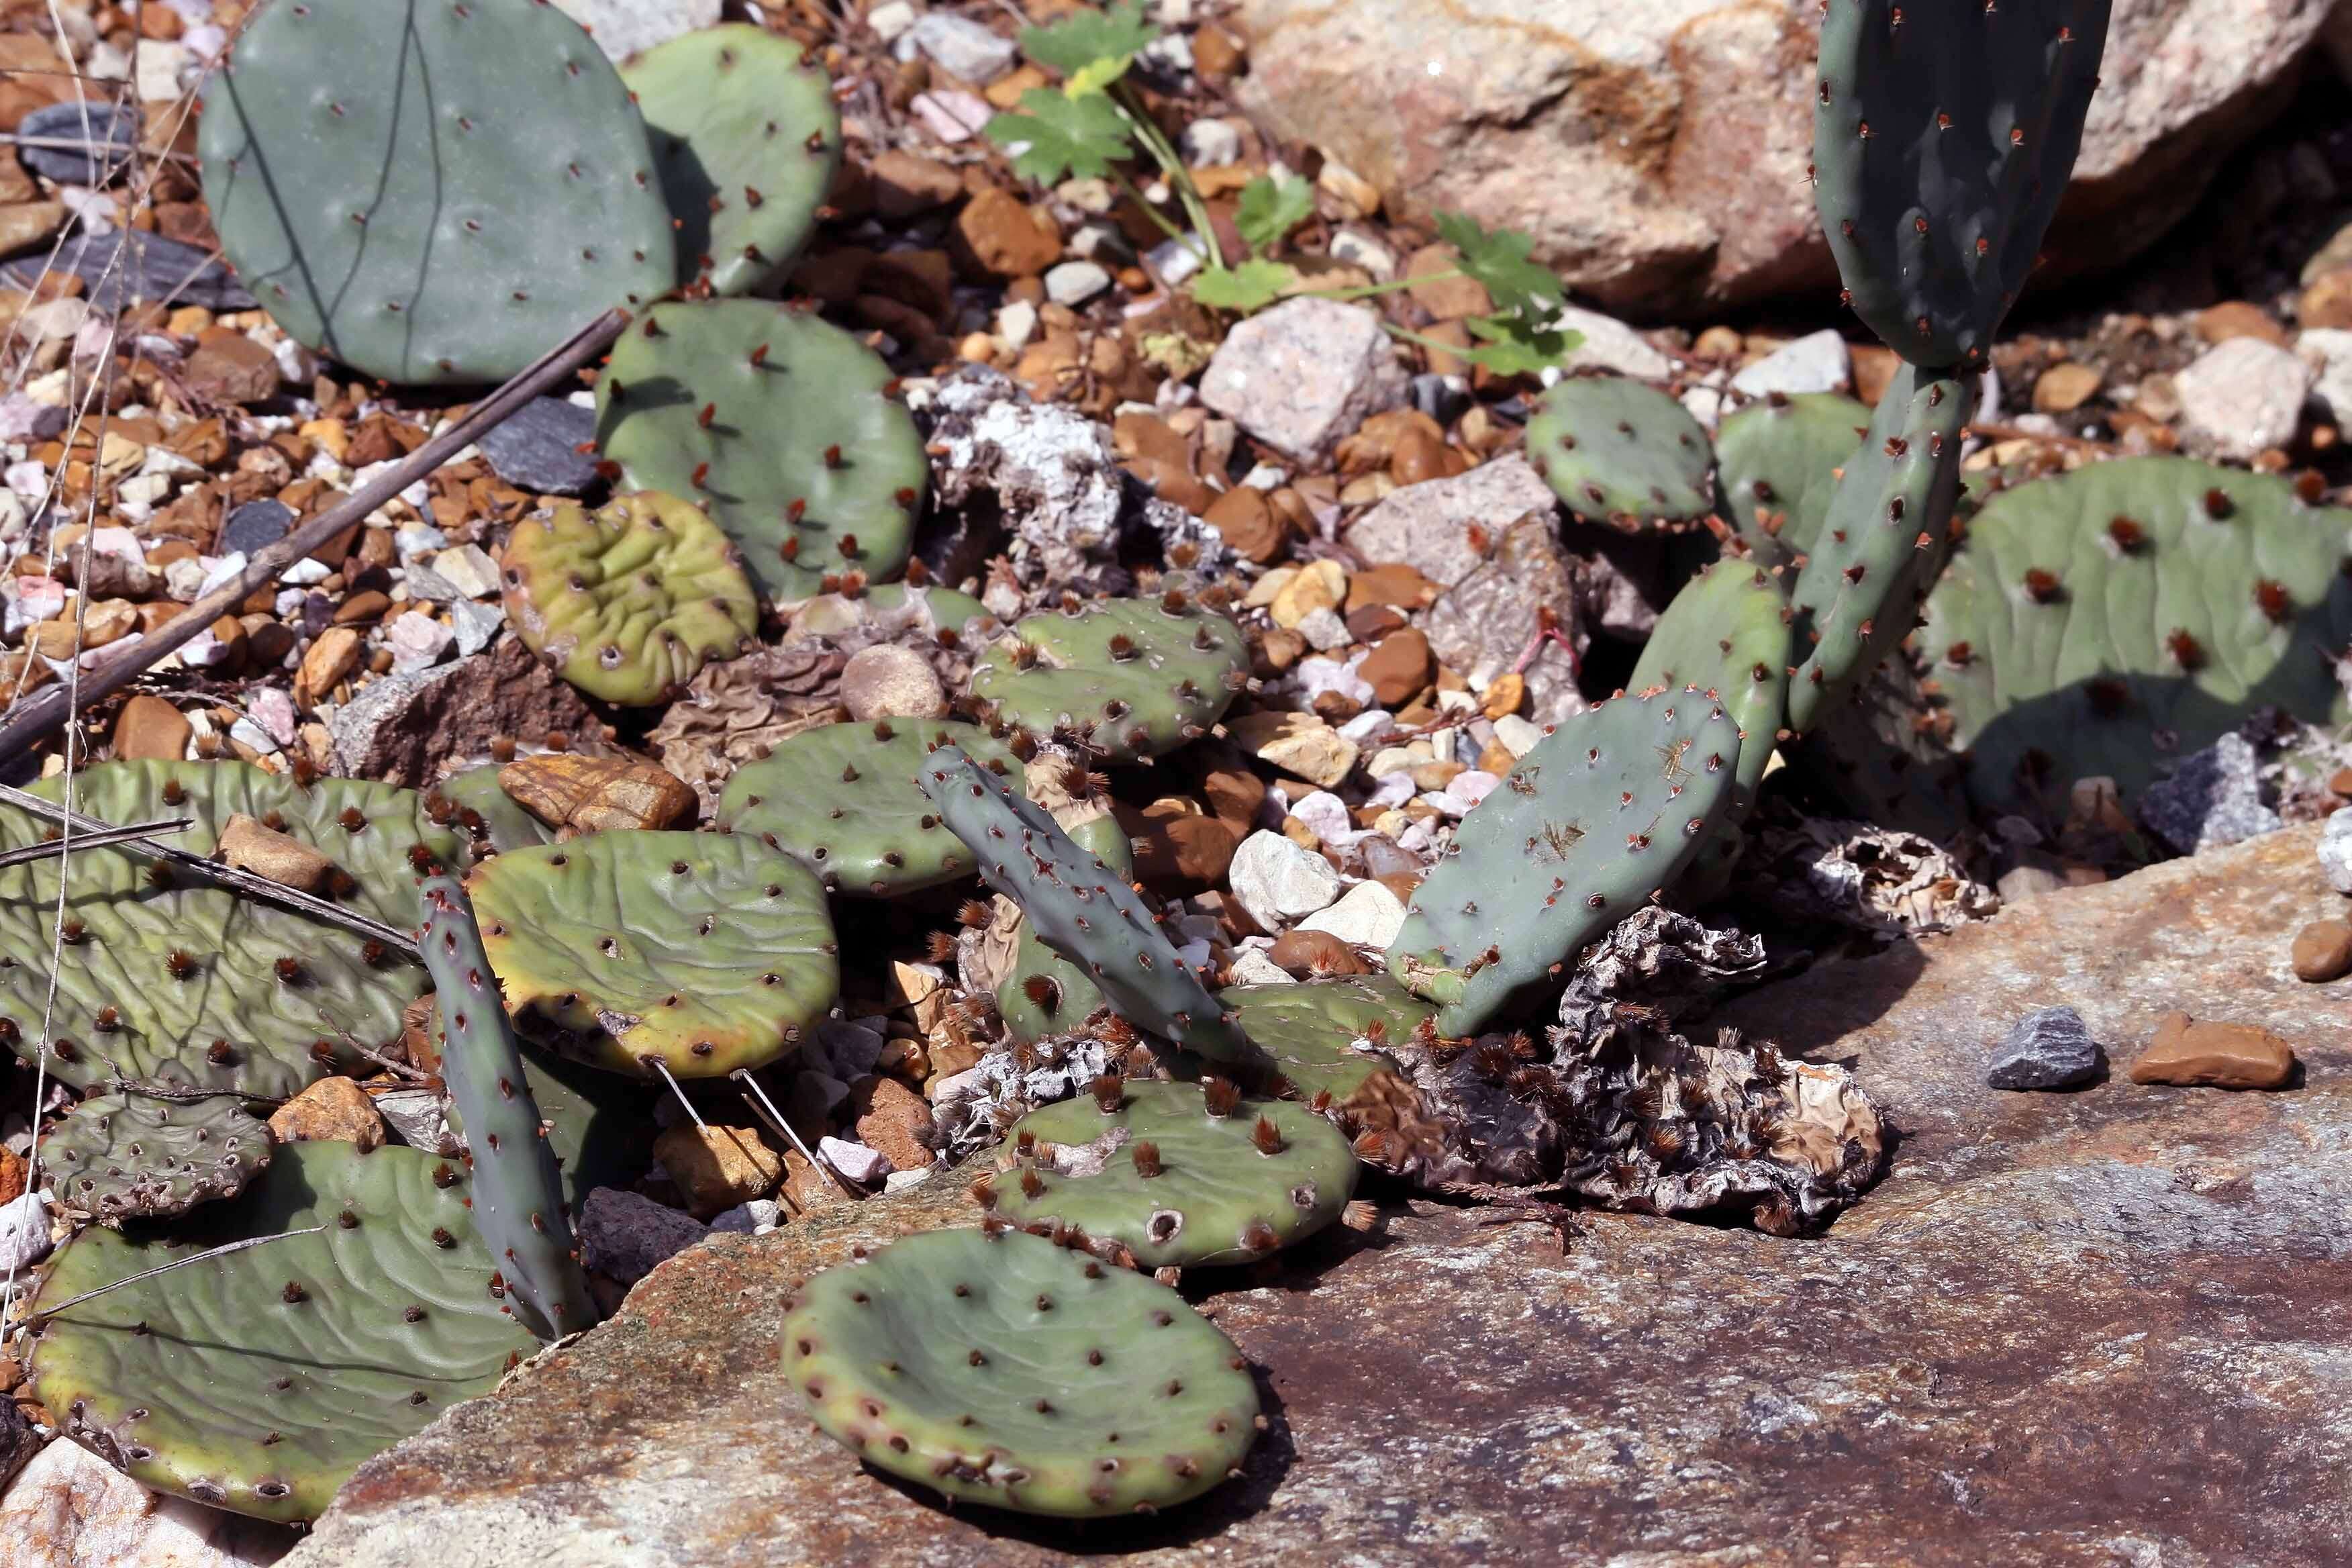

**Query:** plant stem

left=1110, top=167, right=1204, bottom=260
left=1114, top=85, right=1222, bottom=274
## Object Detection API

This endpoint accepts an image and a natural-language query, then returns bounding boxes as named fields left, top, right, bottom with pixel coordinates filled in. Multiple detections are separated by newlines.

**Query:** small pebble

left=2127, top=1011, right=2297, bottom=1090
left=1986, top=1006, right=2104, bottom=1091
left=2291, top=920, right=2352, bottom=983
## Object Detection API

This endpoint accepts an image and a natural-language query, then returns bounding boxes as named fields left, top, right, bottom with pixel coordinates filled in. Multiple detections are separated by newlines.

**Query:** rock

left=183, top=332, right=281, bottom=406
left=2173, top=337, right=2313, bottom=460
left=111, top=693, right=189, bottom=762
left=1728, top=329, right=1849, bottom=397
left=330, top=640, right=597, bottom=787
left=295, top=627, right=364, bottom=709
left=1986, top=1006, right=2104, bottom=1090
left=1228, top=829, right=1344, bottom=929
left=837, top=644, right=946, bottom=721
left=951, top=187, right=1061, bottom=280
left=0, top=200, right=64, bottom=258
left=577, top=1187, right=708, bottom=1284
left=850, top=1077, right=934, bottom=1175
left=0, top=1436, right=293, bottom=1567
left=867, top=151, right=962, bottom=218
left=2303, top=326, right=2352, bottom=424
left=220, top=497, right=295, bottom=557
left=0, top=1146, right=23, bottom=1208
left=0, top=1191, right=50, bottom=1275
left=371, top=1087, right=452, bottom=1153
left=2192, top=300, right=2287, bottom=346
left=550, top=0, right=719, bottom=60
left=1295, top=878, right=1408, bottom=948
left=2128, top=1010, right=2298, bottom=1090
left=1228, top=710, right=1359, bottom=789
left=1042, top=260, right=1110, bottom=307
left=1, top=229, right=252, bottom=313
left=2322, top=808, right=2352, bottom=894
left=13, top=101, right=139, bottom=185
left=499, top=754, right=695, bottom=834
left=217, top=812, right=336, bottom=893
left=1131, top=811, right=1238, bottom=889
left=268, top=1076, right=387, bottom=1151
left=2031, top=361, right=2102, bottom=413
left=2291, top=919, right=2352, bottom=983
left=477, top=397, right=599, bottom=497
left=654, top=1125, right=785, bottom=1220
left=905, top=12, right=1018, bottom=83
left=1266, top=928, right=1370, bottom=976
left=2302, top=268, right=2352, bottom=331
left=1357, top=628, right=1432, bottom=706
left=1199, top=297, right=1406, bottom=463
left=708, top=1199, right=783, bottom=1236
left=2137, top=732, right=2282, bottom=854
left=818, top=1136, right=891, bottom=1185
left=1268, top=558, right=1346, bottom=629
left=426, top=544, right=503, bottom=600
left=0, top=1379, right=33, bottom=1493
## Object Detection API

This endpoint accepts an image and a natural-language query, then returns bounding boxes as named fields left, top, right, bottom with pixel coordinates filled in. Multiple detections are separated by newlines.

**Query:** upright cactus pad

left=1783, top=364, right=1975, bottom=734
left=917, top=744, right=1245, bottom=1059
left=1714, top=392, right=1870, bottom=569
left=1218, top=974, right=1425, bottom=1105
left=464, top=830, right=838, bottom=1077
left=1813, top=0, right=2113, bottom=369
left=984, top=1079, right=1358, bottom=1268
left=0, top=761, right=457, bottom=1097
left=622, top=24, right=840, bottom=296
left=969, top=596, right=1248, bottom=763
left=714, top=720, right=1020, bottom=896
left=1525, top=377, right=1714, bottom=531
left=418, top=877, right=597, bottom=1341
left=44, top=1089, right=273, bottom=1225
left=1387, top=689, right=1743, bottom=1036
left=425, top=764, right=554, bottom=861
left=595, top=300, right=928, bottom=602
left=28, top=1140, right=540, bottom=1523
left=783, top=1228, right=1261, bottom=1517
left=1919, top=457, right=2352, bottom=807
left=197, top=0, right=675, bottom=385
left=996, top=922, right=1110, bottom=1044
left=500, top=492, right=758, bottom=706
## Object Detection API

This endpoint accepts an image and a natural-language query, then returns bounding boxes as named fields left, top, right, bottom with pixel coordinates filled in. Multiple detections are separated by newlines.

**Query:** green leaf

left=1020, top=0, right=1159, bottom=79
left=1065, top=56, right=1129, bottom=97
left=1449, top=313, right=1586, bottom=378
left=983, top=90, right=1136, bottom=185
left=1191, top=258, right=1297, bottom=313
left=1234, top=175, right=1314, bottom=256
left=1433, top=211, right=1564, bottom=324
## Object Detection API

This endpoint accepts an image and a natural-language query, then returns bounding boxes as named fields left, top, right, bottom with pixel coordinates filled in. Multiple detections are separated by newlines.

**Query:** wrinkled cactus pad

left=44, top=1089, right=273, bottom=1225
left=500, top=491, right=758, bottom=706
left=783, top=1227, right=1261, bottom=1516
left=1714, top=391, right=1869, bottom=569
left=424, top=764, right=554, bottom=861
left=28, top=1140, right=540, bottom=1523
left=465, top=830, right=838, bottom=1077
left=1525, top=376, right=1714, bottom=531
left=969, top=596, right=1248, bottom=763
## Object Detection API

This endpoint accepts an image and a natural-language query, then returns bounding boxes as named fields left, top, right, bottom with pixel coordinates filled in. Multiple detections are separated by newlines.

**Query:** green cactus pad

left=44, top=1089, right=273, bottom=1225
left=0, top=761, right=457, bottom=1097
left=1218, top=973, right=1426, bottom=1105
left=714, top=720, right=1019, bottom=897
left=1024, top=756, right=1135, bottom=881
left=1918, top=457, right=2352, bottom=807
left=1525, top=376, right=1714, bottom=531
left=197, top=0, right=675, bottom=385
left=595, top=300, right=928, bottom=602
left=1814, top=0, right=2112, bottom=369
left=499, top=491, right=758, bottom=706
left=985, top=1079, right=1357, bottom=1267
left=969, top=596, right=1248, bottom=763
left=464, top=830, right=838, bottom=1078
left=1784, top=364, right=1975, bottom=734
left=425, top=765, right=554, bottom=861
left=428, top=1001, right=658, bottom=1204
left=28, top=1140, right=540, bottom=1523
left=1714, top=392, right=1870, bottom=569
left=783, top=1227, right=1260, bottom=1517
left=1387, top=689, right=1743, bottom=1036
left=623, top=24, right=840, bottom=297
left=997, top=922, right=1110, bottom=1044
left=787, top=581, right=995, bottom=643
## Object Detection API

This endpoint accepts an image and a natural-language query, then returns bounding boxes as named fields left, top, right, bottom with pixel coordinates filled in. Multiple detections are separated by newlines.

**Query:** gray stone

left=1, top=1436, right=295, bottom=1565
left=1042, top=260, right=1110, bottom=307
left=14, top=101, right=139, bottom=185
left=708, top=1199, right=782, bottom=1236
left=1728, top=328, right=1851, bottom=397
left=371, top=1088, right=455, bottom=1154
left=905, top=12, right=1019, bottom=84
left=1227, top=828, right=1343, bottom=928
left=1408, top=372, right=1471, bottom=426
left=1199, top=297, right=1406, bottom=463
left=330, top=639, right=596, bottom=788
left=1294, top=878, right=1407, bottom=948
left=2300, top=327, right=2352, bottom=424
left=219, top=498, right=294, bottom=558
left=1, top=229, right=252, bottom=311
left=450, top=598, right=505, bottom=658
left=2321, top=807, right=2352, bottom=895
left=577, top=1187, right=706, bottom=1285
left=2138, top=732, right=2283, bottom=854
left=476, top=397, right=600, bottom=497
left=550, top=0, right=719, bottom=60
left=2174, top=337, right=2313, bottom=460
left=0, top=1190, right=50, bottom=1274
left=1986, top=1005, right=2104, bottom=1090
left=1556, top=304, right=1674, bottom=379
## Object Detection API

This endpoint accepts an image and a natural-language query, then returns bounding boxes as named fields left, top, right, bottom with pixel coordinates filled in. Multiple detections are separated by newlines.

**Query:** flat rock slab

left=287, top=828, right=2352, bottom=1564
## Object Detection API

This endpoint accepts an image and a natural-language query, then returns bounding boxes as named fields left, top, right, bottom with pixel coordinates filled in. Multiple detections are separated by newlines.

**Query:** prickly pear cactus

left=1783, top=364, right=1975, bottom=734
left=28, top=1140, right=540, bottom=1523
left=499, top=491, right=758, bottom=706
left=44, top=1089, right=273, bottom=1225
left=787, top=580, right=995, bottom=642
left=714, top=720, right=1020, bottom=896
left=1218, top=973, right=1424, bottom=1105
left=1813, top=0, right=2113, bottom=369
left=1024, top=755, right=1135, bottom=879
left=997, top=922, right=1110, bottom=1044
left=1525, top=376, right=1714, bottom=531
left=418, top=877, right=597, bottom=1340
left=984, top=1079, right=1357, bottom=1267
left=783, top=1227, right=1261, bottom=1516
left=464, top=830, right=838, bottom=1077
left=1387, top=689, right=1743, bottom=1036
left=623, top=24, right=840, bottom=296
left=595, top=301, right=928, bottom=602
left=1918, top=457, right=2352, bottom=807
left=917, top=744, right=1245, bottom=1059
left=969, top=595, right=1248, bottom=763
left=425, top=763, right=553, bottom=861
left=1714, top=391, right=1869, bottom=569
left=0, top=761, right=458, bottom=1097
left=197, top=0, right=675, bottom=385
left=422, top=996, right=658, bottom=1203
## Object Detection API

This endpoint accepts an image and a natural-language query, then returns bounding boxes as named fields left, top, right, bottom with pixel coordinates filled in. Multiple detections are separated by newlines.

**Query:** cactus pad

left=1525, top=376, right=1714, bottom=531
left=28, top=1140, right=540, bottom=1523
left=1218, top=973, right=1426, bottom=1105
left=1387, top=689, right=1743, bottom=1036
left=595, top=300, right=928, bottom=602
left=0, top=761, right=457, bottom=1097
left=197, top=0, right=675, bottom=385
left=1714, top=392, right=1869, bottom=569
left=464, top=830, right=838, bottom=1077
left=44, top=1089, right=273, bottom=1225
left=997, top=922, right=1110, bottom=1044
left=1813, top=0, right=2112, bottom=369
left=623, top=24, right=840, bottom=297
left=425, top=764, right=553, bottom=861
left=783, top=1227, right=1260, bottom=1516
left=714, top=720, right=1019, bottom=896
left=499, top=491, right=758, bottom=706
left=969, top=597, right=1248, bottom=763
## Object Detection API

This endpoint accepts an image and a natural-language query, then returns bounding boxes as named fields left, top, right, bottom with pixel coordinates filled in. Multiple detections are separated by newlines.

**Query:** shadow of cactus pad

left=44, top=1089, right=273, bottom=1225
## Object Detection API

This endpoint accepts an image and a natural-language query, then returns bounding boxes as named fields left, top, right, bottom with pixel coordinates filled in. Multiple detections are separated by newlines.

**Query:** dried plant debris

left=1752, top=818, right=2001, bottom=936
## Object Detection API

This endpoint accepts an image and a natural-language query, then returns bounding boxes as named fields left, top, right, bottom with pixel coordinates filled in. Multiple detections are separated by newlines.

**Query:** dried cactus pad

left=29, top=1140, right=539, bottom=1523
left=500, top=491, right=758, bottom=705
left=783, top=1228, right=1261, bottom=1517
left=623, top=24, right=840, bottom=297
left=969, top=596, right=1248, bottom=763
left=987, top=1080, right=1357, bottom=1268
left=1714, top=391, right=1869, bottom=569
left=714, top=720, right=1019, bottom=896
left=1525, top=376, right=1714, bottom=531
left=44, top=1089, right=273, bottom=1224
left=464, top=830, right=838, bottom=1077
left=197, top=0, right=674, bottom=385
left=0, top=761, right=458, bottom=1097
left=595, top=300, right=928, bottom=602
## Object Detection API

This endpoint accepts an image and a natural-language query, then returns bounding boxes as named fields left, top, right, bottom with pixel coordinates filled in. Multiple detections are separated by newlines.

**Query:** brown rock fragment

left=499, top=754, right=695, bottom=833
left=1359, top=628, right=1432, bottom=707
left=2128, top=1010, right=2296, bottom=1089
left=2292, top=920, right=2352, bottom=983
left=1268, top=928, right=1371, bottom=977
left=655, top=1124, right=785, bottom=1219
left=111, top=694, right=191, bottom=762
left=218, top=812, right=336, bottom=892
left=295, top=626, right=364, bottom=708
left=850, top=1076, right=935, bottom=1175
left=952, top=187, right=1061, bottom=279
left=268, top=1077, right=386, bottom=1152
